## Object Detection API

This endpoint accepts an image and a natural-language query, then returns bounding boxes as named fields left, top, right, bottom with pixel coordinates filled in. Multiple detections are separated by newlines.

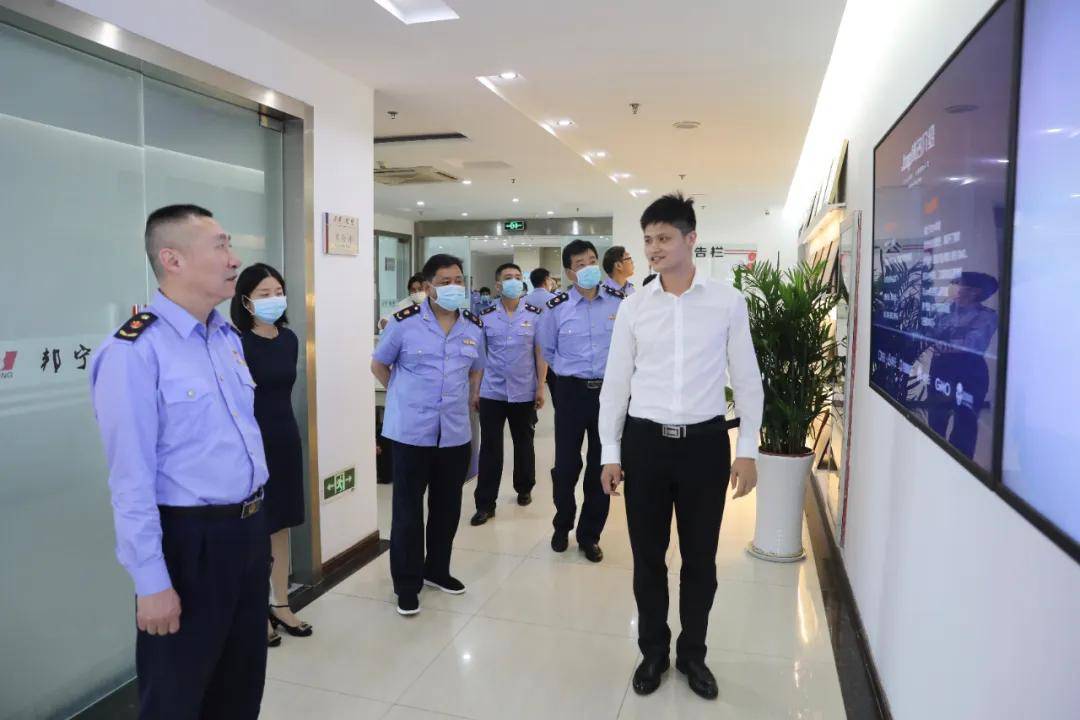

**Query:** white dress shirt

left=599, top=269, right=763, bottom=464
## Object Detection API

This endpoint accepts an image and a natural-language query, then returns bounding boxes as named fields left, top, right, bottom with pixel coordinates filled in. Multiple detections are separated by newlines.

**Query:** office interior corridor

left=260, top=413, right=844, bottom=720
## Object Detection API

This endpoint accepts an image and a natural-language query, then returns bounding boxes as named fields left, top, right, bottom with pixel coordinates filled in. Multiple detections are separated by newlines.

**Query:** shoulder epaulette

left=524, top=303, right=542, bottom=314
left=114, top=312, right=159, bottom=342
left=603, top=285, right=626, bottom=300
left=394, top=304, right=421, bottom=322
left=462, top=309, right=484, bottom=328
left=642, top=274, right=658, bottom=286
left=546, top=292, right=569, bottom=309
left=480, top=305, right=497, bottom=316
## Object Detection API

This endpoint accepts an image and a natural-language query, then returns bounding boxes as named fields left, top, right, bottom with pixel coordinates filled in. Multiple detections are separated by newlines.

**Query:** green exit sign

left=504, top=220, right=527, bottom=232
left=322, top=466, right=356, bottom=502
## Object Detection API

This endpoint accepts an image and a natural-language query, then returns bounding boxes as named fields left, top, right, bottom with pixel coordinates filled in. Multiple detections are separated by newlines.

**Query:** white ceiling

left=208, top=0, right=845, bottom=225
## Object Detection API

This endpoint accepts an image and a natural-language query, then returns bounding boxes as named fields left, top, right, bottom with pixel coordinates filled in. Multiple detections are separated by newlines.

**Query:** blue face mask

left=434, top=284, right=468, bottom=312
left=250, top=295, right=287, bottom=324
left=574, top=265, right=602, bottom=290
left=500, top=278, right=525, bottom=299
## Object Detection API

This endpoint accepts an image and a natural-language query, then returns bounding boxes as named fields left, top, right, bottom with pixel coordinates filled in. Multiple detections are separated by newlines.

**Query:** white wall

left=375, top=212, right=414, bottom=237
left=785, top=1, right=1080, bottom=718
left=471, top=253, right=513, bottom=291
left=63, top=0, right=379, bottom=563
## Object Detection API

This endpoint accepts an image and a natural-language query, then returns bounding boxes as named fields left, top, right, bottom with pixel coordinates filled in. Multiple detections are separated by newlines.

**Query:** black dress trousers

left=474, top=397, right=536, bottom=512
left=390, top=440, right=472, bottom=595
left=551, top=377, right=609, bottom=545
left=622, top=416, right=731, bottom=663
left=136, top=506, right=270, bottom=720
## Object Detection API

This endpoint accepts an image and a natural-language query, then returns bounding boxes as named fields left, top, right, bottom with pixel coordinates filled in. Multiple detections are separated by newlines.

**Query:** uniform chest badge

left=608, top=315, right=616, bottom=321
left=463, top=338, right=477, bottom=346
left=520, top=320, right=532, bottom=328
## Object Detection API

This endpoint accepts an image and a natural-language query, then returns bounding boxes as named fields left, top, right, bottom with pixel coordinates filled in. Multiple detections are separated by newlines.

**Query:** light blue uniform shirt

left=478, top=300, right=543, bottom=403
left=89, top=290, right=269, bottom=596
left=603, top=276, right=635, bottom=296
left=374, top=300, right=486, bottom=448
left=523, top=287, right=555, bottom=308
left=537, top=285, right=626, bottom=379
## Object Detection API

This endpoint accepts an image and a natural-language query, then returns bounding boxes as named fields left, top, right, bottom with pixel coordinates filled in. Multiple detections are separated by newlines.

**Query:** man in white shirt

left=599, top=193, right=763, bottom=701
left=379, top=274, right=426, bottom=332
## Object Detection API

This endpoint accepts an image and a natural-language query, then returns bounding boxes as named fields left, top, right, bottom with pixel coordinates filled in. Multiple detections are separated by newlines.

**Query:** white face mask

left=409, top=290, right=427, bottom=304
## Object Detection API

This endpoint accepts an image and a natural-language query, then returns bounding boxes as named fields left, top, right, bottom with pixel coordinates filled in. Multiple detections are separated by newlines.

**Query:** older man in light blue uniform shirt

left=90, top=204, right=270, bottom=719
left=536, top=239, right=625, bottom=563
left=372, top=253, right=485, bottom=616
left=470, top=263, right=547, bottom=526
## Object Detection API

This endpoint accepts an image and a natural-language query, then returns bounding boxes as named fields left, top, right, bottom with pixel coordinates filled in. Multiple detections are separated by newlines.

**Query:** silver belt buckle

left=586, top=379, right=603, bottom=390
left=661, top=424, right=686, bottom=439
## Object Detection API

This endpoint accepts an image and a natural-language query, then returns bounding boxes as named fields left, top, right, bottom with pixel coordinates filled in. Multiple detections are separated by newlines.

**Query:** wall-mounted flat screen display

left=870, top=0, right=1018, bottom=477
left=1001, top=0, right=1080, bottom=549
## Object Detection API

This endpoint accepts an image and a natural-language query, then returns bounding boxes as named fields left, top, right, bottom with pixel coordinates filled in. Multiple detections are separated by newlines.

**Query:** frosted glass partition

left=0, top=22, right=284, bottom=719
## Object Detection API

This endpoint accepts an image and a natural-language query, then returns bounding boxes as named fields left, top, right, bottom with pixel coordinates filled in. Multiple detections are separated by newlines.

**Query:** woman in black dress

left=231, top=263, right=312, bottom=646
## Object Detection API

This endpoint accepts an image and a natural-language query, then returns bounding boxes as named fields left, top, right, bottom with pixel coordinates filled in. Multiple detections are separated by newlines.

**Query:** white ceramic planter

left=747, top=450, right=814, bottom=563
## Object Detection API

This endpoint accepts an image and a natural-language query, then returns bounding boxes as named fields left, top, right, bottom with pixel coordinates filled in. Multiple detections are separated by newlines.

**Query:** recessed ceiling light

left=547, top=210, right=555, bottom=215
left=498, top=71, right=518, bottom=80
left=673, top=120, right=701, bottom=130
left=512, top=198, right=520, bottom=203
left=630, top=188, right=650, bottom=197
left=555, top=119, right=574, bottom=127
left=416, top=201, right=425, bottom=206
left=591, top=151, right=608, bottom=158
left=461, top=212, right=469, bottom=217
left=462, top=179, right=473, bottom=185
left=371, top=0, right=459, bottom=25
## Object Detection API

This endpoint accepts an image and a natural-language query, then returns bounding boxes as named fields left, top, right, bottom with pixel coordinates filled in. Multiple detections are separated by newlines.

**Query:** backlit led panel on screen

left=869, top=0, right=1018, bottom=477
left=1001, top=0, right=1080, bottom=548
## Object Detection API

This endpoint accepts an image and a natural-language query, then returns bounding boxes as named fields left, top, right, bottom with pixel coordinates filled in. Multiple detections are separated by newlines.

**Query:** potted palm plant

left=733, top=260, right=843, bottom=562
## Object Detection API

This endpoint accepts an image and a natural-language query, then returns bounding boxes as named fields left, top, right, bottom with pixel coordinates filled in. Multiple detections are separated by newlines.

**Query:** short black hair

left=407, top=273, right=425, bottom=291
left=230, top=262, right=288, bottom=332
left=421, top=253, right=464, bottom=282
left=495, top=262, right=522, bottom=279
left=145, top=204, right=213, bottom=277
left=562, top=239, right=598, bottom=270
left=479, top=286, right=491, bottom=294
left=640, top=192, right=696, bottom=235
left=530, top=267, right=551, bottom=288
left=603, top=246, right=628, bottom=275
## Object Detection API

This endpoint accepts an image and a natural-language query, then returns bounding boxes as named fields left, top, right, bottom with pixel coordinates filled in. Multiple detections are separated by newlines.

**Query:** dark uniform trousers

left=475, top=398, right=536, bottom=512
left=137, top=505, right=270, bottom=720
left=545, top=367, right=559, bottom=411
left=390, top=440, right=471, bottom=595
left=552, top=376, right=609, bottom=545
left=622, top=416, right=731, bottom=663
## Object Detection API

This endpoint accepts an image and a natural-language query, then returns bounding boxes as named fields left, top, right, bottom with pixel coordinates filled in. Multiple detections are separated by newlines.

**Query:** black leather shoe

left=551, top=531, right=569, bottom=552
left=470, top=509, right=494, bottom=526
left=579, top=543, right=604, bottom=563
left=517, top=492, right=532, bottom=506
left=676, top=658, right=718, bottom=700
left=423, top=575, right=466, bottom=595
left=632, top=656, right=669, bottom=695
left=269, top=605, right=313, bottom=637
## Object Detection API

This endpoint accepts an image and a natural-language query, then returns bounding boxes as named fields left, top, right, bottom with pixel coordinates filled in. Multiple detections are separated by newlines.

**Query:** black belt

left=627, top=415, right=738, bottom=439
left=158, top=488, right=264, bottom=520
left=561, top=376, right=603, bottom=390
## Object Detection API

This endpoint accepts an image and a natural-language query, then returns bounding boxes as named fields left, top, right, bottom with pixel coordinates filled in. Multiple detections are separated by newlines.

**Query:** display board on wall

left=324, top=212, right=360, bottom=256
left=869, top=0, right=1017, bottom=481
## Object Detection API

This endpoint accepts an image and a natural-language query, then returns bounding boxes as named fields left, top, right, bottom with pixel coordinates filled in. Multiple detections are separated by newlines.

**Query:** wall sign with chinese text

left=324, top=213, right=360, bottom=256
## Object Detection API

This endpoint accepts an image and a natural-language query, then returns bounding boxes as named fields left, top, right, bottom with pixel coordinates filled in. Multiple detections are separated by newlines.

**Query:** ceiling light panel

left=370, top=0, right=459, bottom=25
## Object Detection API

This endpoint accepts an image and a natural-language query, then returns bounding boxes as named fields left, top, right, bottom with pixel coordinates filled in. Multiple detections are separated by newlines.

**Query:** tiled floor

left=262, top=414, right=845, bottom=719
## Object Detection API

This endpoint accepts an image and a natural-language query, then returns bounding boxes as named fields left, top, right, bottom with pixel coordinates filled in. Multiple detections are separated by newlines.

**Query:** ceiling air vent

left=374, top=165, right=460, bottom=186
left=375, top=132, right=468, bottom=145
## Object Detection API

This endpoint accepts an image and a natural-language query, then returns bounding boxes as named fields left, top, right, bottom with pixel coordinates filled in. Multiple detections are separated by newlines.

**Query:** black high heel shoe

left=269, top=604, right=313, bottom=637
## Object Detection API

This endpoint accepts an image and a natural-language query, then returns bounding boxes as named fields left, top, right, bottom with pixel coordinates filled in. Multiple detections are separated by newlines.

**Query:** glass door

left=0, top=21, right=285, bottom=719
left=375, top=231, right=413, bottom=332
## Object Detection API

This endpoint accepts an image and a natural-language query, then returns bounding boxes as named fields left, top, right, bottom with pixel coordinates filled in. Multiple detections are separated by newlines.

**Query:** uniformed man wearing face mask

left=536, top=239, right=626, bottom=563
left=371, top=254, right=486, bottom=617
left=470, top=263, right=548, bottom=526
